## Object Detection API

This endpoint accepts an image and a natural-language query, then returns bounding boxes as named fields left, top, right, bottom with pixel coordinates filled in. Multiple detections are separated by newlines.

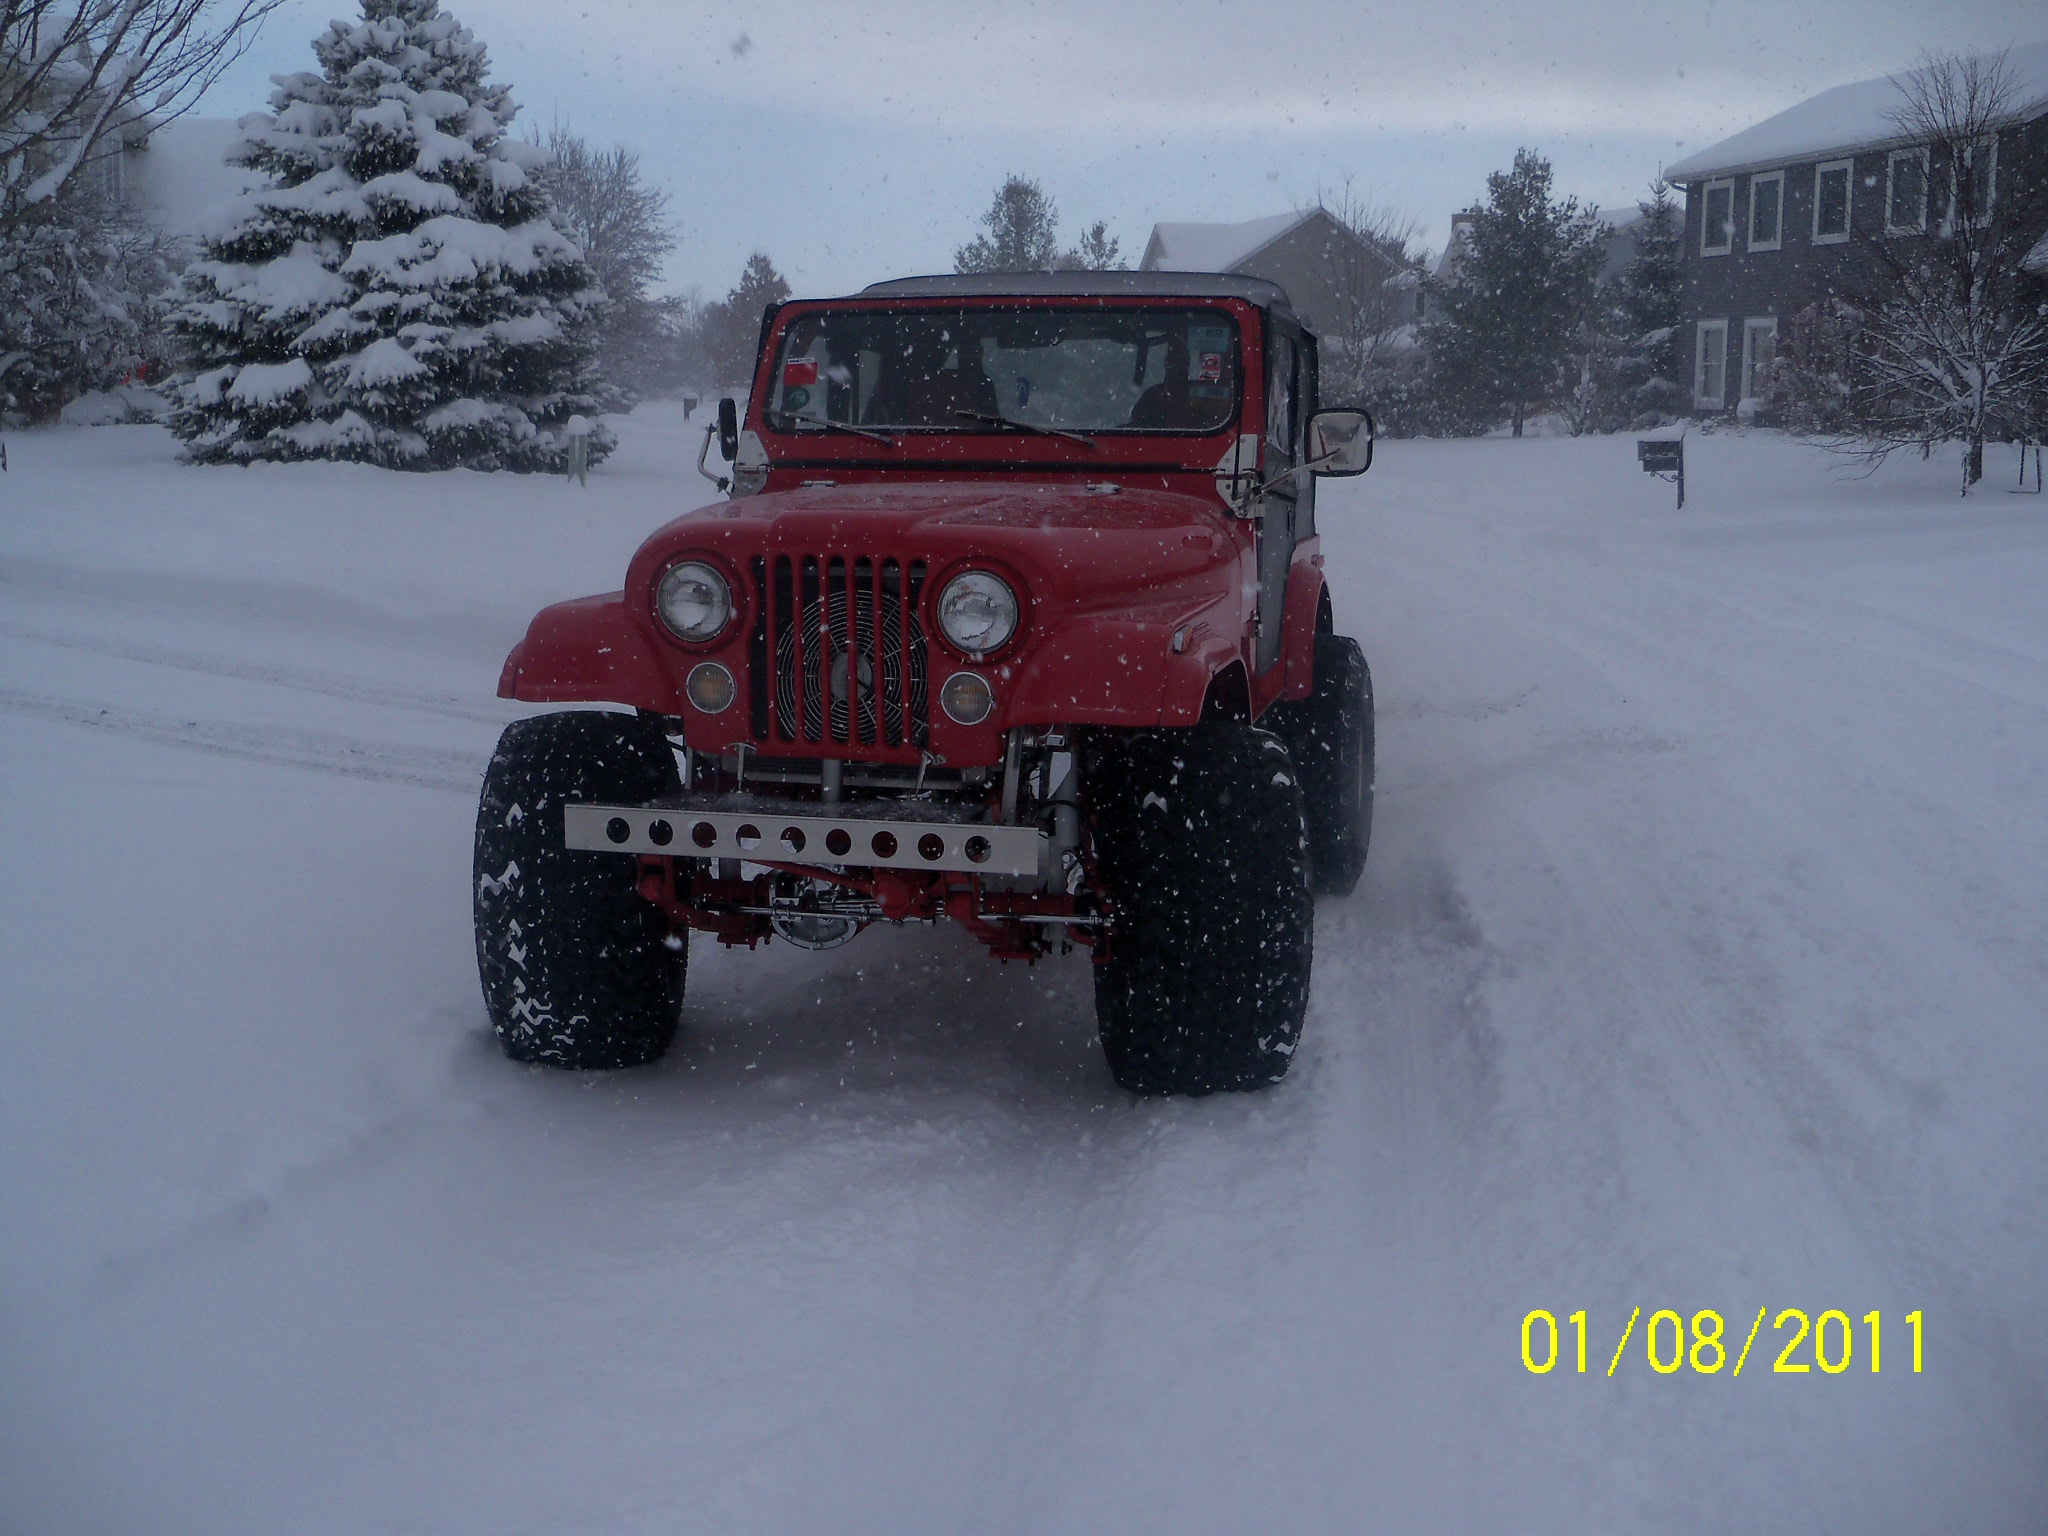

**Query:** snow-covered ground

left=3, top=405, right=2044, bottom=1534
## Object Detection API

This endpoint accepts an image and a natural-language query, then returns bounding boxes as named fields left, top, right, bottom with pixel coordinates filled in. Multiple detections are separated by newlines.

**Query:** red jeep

left=475, top=272, right=1374, bottom=1094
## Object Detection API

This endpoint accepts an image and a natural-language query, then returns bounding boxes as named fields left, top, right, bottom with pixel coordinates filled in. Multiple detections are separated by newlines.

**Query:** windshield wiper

left=773, top=411, right=896, bottom=446
left=952, top=409, right=1095, bottom=447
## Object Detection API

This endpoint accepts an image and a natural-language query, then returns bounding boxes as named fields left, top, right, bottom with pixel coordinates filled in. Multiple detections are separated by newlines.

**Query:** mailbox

left=1637, top=435, right=1686, bottom=509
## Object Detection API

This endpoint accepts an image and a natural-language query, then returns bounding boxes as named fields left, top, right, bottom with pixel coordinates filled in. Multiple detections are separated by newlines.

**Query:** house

left=1140, top=207, right=1407, bottom=338
left=117, top=116, right=263, bottom=238
left=1664, top=40, right=2048, bottom=415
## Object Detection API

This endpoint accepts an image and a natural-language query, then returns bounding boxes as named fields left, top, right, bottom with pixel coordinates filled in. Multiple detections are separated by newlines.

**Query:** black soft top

left=856, top=270, right=1296, bottom=320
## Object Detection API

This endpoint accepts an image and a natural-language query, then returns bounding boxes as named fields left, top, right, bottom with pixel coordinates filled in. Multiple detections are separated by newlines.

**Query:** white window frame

left=1747, top=171, right=1784, bottom=252
left=1885, top=147, right=1929, bottom=234
left=1813, top=159, right=1853, bottom=244
left=1700, top=179, right=1735, bottom=256
left=1695, top=320, right=1729, bottom=409
left=1948, top=136, right=1997, bottom=229
left=1740, top=317, right=1778, bottom=403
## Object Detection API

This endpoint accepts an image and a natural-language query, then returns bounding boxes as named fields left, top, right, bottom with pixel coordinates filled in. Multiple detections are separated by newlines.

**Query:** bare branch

left=1, top=0, right=285, bottom=234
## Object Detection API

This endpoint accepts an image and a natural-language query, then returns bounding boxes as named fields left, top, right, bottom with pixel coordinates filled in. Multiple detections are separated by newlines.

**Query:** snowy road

left=4, top=408, right=2044, bottom=1533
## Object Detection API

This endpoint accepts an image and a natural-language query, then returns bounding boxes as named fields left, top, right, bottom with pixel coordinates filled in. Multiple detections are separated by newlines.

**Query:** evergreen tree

left=168, top=0, right=613, bottom=471
left=955, top=176, right=1061, bottom=273
left=1618, top=180, right=1683, bottom=343
left=699, top=252, right=790, bottom=387
left=1422, top=149, right=1607, bottom=436
left=1058, top=220, right=1125, bottom=272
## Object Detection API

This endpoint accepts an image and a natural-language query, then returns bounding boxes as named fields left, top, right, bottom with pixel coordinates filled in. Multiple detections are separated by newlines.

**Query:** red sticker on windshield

left=1196, top=352, right=1223, bottom=382
left=783, top=358, right=819, bottom=387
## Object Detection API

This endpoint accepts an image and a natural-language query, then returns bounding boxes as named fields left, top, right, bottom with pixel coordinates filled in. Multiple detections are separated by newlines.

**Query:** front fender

left=1003, top=616, right=1172, bottom=726
left=496, top=592, right=683, bottom=712
left=1278, top=560, right=1327, bottom=702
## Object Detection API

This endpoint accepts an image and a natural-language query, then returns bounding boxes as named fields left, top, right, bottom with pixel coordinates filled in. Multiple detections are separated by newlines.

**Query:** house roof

left=1666, top=39, right=2048, bottom=182
left=1140, top=210, right=1314, bottom=273
left=859, top=270, right=1295, bottom=313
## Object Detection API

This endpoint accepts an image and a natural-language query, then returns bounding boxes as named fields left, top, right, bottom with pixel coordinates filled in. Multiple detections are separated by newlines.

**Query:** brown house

left=1139, top=208, right=1413, bottom=338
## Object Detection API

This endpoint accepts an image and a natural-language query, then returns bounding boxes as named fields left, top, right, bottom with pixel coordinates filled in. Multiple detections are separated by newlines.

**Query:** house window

left=1701, top=180, right=1735, bottom=255
left=1814, top=160, right=1853, bottom=243
left=1695, top=320, right=1729, bottom=409
left=1887, top=148, right=1928, bottom=232
left=1748, top=172, right=1783, bottom=252
left=1949, top=137, right=1996, bottom=227
left=1741, top=318, right=1778, bottom=403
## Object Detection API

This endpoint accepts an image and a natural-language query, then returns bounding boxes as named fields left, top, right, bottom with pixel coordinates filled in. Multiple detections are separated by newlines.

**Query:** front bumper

left=564, top=793, right=1046, bottom=877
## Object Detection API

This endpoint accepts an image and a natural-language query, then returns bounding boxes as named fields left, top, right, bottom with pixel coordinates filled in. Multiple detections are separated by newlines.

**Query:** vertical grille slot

left=757, top=551, right=928, bottom=752
left=748, top=555, right=770, bottom=739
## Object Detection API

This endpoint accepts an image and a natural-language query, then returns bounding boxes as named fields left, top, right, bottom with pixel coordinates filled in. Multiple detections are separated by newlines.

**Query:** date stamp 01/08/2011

left=1520, top=1308, right=1925, bottom=1378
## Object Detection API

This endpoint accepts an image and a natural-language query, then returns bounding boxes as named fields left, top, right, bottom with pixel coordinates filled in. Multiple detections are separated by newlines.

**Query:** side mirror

left=717, top=397, right=739, bottom=462
left=1306, top=408, right=1373, bottom=476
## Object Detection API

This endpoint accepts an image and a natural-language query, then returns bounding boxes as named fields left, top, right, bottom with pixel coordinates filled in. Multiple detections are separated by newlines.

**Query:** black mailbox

left=1637, top=436, right=1685, bottom=509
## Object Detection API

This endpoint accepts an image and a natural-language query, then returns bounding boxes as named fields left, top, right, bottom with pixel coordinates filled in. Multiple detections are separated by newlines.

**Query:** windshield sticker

left=780, top=355, right=823, bottom=416
left=1187, top=324, right=1231, bottom=382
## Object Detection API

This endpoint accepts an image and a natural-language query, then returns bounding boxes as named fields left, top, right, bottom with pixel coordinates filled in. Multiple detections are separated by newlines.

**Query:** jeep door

left=1257, top=316, right=1316, bottom=674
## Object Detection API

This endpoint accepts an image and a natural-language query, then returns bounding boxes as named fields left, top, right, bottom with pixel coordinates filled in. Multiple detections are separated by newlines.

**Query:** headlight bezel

left=933, top=567, right=1022, bottom=659
left=655, top=557, right=737, bottom=645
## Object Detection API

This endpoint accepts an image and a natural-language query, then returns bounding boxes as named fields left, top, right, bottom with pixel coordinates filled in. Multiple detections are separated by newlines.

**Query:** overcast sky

left=197, top=0, right=2044, bottom=299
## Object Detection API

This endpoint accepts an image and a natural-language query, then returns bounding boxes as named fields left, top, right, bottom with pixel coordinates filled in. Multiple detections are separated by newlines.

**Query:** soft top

left=857, top=269, right=1296, bottom=316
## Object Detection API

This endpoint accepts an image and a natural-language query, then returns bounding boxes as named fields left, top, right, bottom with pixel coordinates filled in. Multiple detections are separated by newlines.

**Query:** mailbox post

left=1638, top=434, right=1685, bottom=510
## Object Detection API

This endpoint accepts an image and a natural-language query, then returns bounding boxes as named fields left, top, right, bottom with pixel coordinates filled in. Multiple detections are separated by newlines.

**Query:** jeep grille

left=748, top=554, right=929, bottom=750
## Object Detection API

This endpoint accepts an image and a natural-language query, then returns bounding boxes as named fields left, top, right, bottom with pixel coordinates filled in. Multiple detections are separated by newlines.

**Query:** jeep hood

left=627, top=483, right=1238, bottom=608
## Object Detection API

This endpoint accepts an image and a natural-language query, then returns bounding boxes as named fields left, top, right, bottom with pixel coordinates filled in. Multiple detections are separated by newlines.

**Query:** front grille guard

left=748, top=552, right=929, bottom=751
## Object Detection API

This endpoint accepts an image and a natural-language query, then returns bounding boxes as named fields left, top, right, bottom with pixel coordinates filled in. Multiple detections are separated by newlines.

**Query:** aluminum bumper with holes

left=563, top=798, right=1046, bottom=877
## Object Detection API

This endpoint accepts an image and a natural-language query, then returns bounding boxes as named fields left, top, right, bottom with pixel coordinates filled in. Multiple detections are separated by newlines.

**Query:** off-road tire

left=1087, top=723, right=1313, bottom=1095
left=473, top=710, right=684, bottom=1068
left=1265, top=633, right=1373, bottom=896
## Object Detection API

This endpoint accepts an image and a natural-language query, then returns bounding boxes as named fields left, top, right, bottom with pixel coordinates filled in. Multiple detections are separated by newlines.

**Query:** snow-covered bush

left=168, top=0, right=614, bottom=471
left=0, top=189, right=180, bottom=425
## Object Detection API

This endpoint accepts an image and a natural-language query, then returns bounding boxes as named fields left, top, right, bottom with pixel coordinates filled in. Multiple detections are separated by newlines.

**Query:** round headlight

left=656, top=561, right=733, bottom=642
left=936, top=570, right=1019, bottom=655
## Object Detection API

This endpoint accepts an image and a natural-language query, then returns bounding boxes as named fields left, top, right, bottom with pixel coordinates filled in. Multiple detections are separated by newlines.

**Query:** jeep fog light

left=657, top=561, right=732, bottom=641
left=936, top=570, right=1018, bottom=655
left=686, top=662, right=735, bottom=714
left=940, top=671, right=994, bottom=725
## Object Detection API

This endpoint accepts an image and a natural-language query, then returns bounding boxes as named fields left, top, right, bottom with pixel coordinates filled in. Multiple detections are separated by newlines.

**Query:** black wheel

left=473, top=710, right=684, bottom=1068
left=1086, top=723, right=1313, bottom=1095
left=1264, top=633, right=1373, bottom=896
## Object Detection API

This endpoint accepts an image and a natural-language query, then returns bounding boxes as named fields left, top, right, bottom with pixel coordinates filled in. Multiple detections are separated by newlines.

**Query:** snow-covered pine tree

left=169, top=0, right=614, bottom=471
left=1421, top=149, right=1607, bottom=436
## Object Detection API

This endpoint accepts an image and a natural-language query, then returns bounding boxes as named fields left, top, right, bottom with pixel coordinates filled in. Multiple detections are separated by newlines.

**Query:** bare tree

left=1310, top=176, right=1424, bottom=401
left=537, top=122, right=677, bottom=394
left=1842, top=50, right=2048, bottom=490
left=1, top=0, right=284, bottom=236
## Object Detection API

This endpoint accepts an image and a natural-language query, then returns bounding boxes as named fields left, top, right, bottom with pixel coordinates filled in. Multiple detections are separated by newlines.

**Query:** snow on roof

left=1141, top=210, right=1312, bottom=273
left=123, top=116, right=266, bottom=237
left=1666, top=39, right=2048, bottom=181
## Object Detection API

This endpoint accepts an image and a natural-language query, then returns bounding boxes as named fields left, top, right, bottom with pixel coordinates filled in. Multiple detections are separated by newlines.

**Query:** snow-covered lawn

left=3, top=406, right=2044, bottom=1534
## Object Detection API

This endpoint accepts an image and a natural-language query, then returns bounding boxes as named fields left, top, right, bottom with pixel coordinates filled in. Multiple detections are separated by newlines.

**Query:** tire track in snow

left=0, top=619, right=518, bottom=724
left=0, top=689, right=486, bottom=792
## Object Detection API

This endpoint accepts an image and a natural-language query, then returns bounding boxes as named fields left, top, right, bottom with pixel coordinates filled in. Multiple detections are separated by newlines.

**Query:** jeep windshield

left=765, top=307, right=1241, bottom=436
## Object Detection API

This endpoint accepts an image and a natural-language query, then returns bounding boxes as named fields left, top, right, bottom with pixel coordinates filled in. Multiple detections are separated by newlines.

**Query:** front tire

left=473, top=710, right=683, bottom=1068
left=1087, top=723, right=1313, bottom=1095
